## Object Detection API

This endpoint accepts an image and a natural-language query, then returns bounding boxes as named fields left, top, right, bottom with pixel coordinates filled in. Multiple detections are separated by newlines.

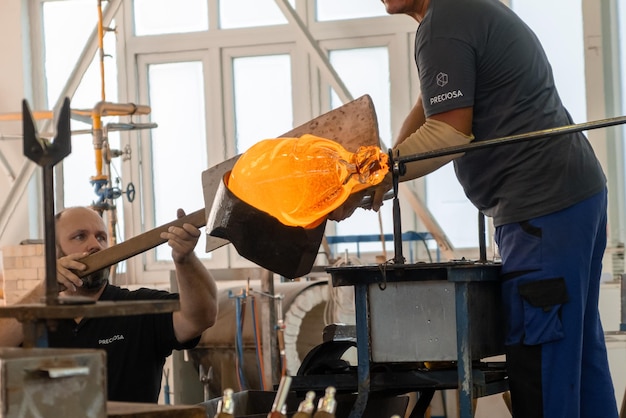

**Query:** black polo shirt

left=415, top=0, right=606, bottom=226
left=48, top=284, right=200, bottom=403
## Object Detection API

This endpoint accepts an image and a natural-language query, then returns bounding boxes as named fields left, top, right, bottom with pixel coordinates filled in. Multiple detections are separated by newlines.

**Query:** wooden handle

left=77, top=209, right=207, bottom=278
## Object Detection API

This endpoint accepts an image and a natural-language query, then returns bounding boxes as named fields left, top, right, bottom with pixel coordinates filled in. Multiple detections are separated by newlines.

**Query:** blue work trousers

left=494, top=188, right=618, bottom=418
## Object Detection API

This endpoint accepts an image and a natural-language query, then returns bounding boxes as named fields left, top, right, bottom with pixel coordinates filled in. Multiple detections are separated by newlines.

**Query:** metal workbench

left=292, top=260, right=508, bottom=418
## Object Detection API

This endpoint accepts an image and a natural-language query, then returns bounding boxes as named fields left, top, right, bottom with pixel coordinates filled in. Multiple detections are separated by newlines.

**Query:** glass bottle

left=292, top=391, right=317, bottom=418
left=267, top=376, right=292, bottom=418
left=312, top=386, right=337, bottom=418
left=215, top=388, right=235, bottom=418
left=227, top=134, right=389, bottom=228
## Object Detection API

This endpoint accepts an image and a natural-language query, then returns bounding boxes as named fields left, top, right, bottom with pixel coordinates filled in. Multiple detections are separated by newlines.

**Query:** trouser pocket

left=517, top=277, right=569, bottom=345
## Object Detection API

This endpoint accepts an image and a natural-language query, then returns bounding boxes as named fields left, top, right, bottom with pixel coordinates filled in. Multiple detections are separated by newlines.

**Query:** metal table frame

left=327, top=261, right=508, bottom=418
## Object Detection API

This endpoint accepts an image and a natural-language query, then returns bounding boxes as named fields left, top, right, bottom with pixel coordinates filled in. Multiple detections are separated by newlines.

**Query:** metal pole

left=390, top=149, right=405, bottom=265
left=398, top=115, right=626, bottom=166
left=478, top=211, right=486, bottom=262
left=42, top=164, right=59, bottom=306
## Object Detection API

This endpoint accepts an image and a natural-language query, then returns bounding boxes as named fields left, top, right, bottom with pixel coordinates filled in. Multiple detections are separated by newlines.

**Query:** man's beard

left=81, top=268, right=110, bottom=291
left=57, top=248, right=110, bottom=293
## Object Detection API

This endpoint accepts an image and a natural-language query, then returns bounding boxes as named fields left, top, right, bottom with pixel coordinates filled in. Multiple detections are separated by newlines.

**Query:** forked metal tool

left=23, top=98, right=72, bottom=307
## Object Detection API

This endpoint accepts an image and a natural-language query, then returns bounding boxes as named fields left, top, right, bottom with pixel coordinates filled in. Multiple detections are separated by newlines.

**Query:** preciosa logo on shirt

left=99, top=334, right=125, bottom=345
left=431, top=72, right=464, bottom=105
left=430, top=90, right=464, bottom=105
left=436, top=72, right=449, bottom=87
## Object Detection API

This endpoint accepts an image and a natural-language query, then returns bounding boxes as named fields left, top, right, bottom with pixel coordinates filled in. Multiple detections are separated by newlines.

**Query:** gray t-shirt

left=415, top=0, right=606, bottom=226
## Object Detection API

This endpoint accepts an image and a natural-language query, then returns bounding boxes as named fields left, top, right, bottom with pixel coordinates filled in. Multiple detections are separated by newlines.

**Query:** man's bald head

left=55, top=206, right=110, bottom=290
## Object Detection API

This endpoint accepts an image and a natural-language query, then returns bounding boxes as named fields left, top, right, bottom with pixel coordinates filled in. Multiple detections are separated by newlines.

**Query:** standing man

left=0, top=206, right=218, bottom=403
left=332, top=0, right=619, bottom=417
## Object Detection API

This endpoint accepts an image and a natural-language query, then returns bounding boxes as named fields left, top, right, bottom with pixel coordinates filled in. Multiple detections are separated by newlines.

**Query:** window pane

left=148, top=62, right=208, bottom=260
left=220, top=0, right=294, bottom=29
left=329, top=48, right=392, bottom=147
left=327, top=47, right=393, bottom=256
left=317, top=0, right=387, bottom=22
left=43, top=0, right=101, bottom=105
left=133, top=0, right=208, bottom=36
left=233, top=55, right=293, bottom=153
left=426, top=165, right=478, bottom=248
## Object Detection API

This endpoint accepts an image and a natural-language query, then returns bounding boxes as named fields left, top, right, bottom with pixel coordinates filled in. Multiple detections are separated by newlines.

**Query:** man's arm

left=369, top=106, right=474, bottom=210
left=395, top=95, right=427, bottom=147
left=161, top=209, right=218, bottom=343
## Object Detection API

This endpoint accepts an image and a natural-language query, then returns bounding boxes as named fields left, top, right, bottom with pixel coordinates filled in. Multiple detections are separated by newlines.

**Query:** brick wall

left=0, top=244, right=45, bottom=306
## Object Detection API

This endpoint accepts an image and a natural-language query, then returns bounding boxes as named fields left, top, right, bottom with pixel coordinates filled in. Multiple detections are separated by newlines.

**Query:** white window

left=146, top=61, right=208, bottom=261
left=232, top=55, right=293, bottom=153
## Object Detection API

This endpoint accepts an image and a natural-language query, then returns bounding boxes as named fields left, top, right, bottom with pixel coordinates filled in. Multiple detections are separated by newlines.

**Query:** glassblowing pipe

left=396, top=115, right=626, bottom=167
left=387, top=115, right=626, bottom=266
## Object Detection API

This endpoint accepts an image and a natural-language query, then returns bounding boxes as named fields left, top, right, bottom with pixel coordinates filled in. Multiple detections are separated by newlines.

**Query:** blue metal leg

left=348, top=283, right=370, bottom=418
left=455, top=281, right=474, bottom=418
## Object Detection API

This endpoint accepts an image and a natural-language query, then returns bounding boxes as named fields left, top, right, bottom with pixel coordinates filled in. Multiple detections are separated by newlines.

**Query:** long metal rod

left=398, top=115, right=626, bottom=165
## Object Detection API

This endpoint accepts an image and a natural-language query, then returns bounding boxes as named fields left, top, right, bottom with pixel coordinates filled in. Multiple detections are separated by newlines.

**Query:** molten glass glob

left=227, top=134, right=389, bottom=229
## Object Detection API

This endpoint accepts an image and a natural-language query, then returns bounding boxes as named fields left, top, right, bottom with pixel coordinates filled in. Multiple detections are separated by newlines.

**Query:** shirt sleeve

left=417, top=36, right=476, bottom=117
left=151, top=311, right=201, bottom=358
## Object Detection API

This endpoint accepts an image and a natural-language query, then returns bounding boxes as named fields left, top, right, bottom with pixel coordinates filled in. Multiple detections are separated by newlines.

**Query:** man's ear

left=56, top=244, right=65, bottom=259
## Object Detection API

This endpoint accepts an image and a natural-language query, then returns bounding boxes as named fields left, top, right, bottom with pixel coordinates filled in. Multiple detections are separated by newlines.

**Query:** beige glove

left=330, top=118, right=474, bottom=219
left=370, top=118, right=474, bottom=209
left=395, top=118, right=474, bottom=181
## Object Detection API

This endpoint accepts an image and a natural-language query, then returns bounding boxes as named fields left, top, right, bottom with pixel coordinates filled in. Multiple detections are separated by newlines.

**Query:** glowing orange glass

left=227, top=134, right=389, bottom=229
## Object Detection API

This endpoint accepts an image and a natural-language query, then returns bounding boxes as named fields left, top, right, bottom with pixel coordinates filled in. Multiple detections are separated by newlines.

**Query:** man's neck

left=415, top=0, right=430, bottom=22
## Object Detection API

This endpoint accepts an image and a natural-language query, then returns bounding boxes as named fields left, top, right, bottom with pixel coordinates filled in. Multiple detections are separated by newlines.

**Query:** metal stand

left=290, top=262, right=507, bottom=417
left=327, top=262, right=507, bottom=418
